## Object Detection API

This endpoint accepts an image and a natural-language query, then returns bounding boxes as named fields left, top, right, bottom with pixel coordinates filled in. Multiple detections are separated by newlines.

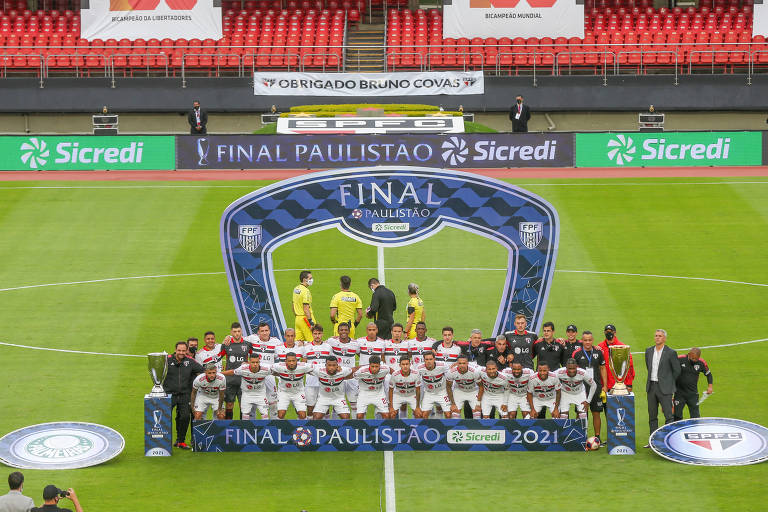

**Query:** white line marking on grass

left=378, top=246, right=386, bottom=285
left=515, top=181, right=768, bottom=187
left=557, top=270, right=768, bottom=288
left=0, top=341, right=144, bottom=358
left=0, top=271, right=225, bottom=292
left=383, top=450, right=396, bottom=512
left=629, top=337, right=768, bottom=355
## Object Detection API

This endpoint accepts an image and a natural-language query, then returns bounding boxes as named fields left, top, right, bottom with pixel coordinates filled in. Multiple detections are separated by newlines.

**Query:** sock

left=452, top=412, right=461, bottom=419
left=241, top=414, right=250, bottom=420
left=349, top=403, right=357, bottom=417
left=472, top=411, right=481, bottom=419
left=225, top=410, right=233, bottom=420
left=269, top=402, right=278, bottom=418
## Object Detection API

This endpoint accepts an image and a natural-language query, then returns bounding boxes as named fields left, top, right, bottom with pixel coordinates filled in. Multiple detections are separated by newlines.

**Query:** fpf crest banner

left=81, top=0, right=222, bottom=41
left=220, top=167, right=559, bottom=338
left=443, top=0, right=584, bottom=39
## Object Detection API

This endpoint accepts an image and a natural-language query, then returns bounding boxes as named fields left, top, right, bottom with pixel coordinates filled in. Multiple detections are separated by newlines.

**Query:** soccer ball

left=292, top=427, right=313, bottom=447
left=585, top=436, right=601, bottom=451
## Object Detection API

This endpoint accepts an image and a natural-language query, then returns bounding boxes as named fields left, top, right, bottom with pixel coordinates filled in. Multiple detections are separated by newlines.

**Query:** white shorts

left=277, top=391, right=307, bottom=413
left=305, top=386, right=319, bottom=407
left=194, top=395, right=219, bottom=414
left=421, top=392, right=452, bottom=413
left=453, top=388, right=479, bottom=410
left=357, top=391, right=389, bottom=414
left=481, top=394, right=506, bottom=416
left=392, top=393, right=417, bottom=410
left=532, top=398, right=557, bottom=414
left=241, top=393, right=269, bottom=417
left=344, top=379, right=359, bottom=403
left=560, top=392, right=588, bottom=414
left=313, top=396, right=350, bottom=415
left=265, top=377, right=277, bottom=402
left=506, top=394, right=531, bottom=413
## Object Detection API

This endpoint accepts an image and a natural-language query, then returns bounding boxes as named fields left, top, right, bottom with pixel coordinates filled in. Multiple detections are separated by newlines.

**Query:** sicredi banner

left=0, top=136, right=175, bottom=170
left=81, top=0, right=222, bottom=41
left=192, top=419, right=587, bottom=451
left=253, top=71, right=484, bottom=96
left=176, top=133, right=574, bottom=169
left=276, top=117, right=465, bottom=134
left=575, top=132, right=762, bottom=167
left=443, top=0, right=584, bottom=39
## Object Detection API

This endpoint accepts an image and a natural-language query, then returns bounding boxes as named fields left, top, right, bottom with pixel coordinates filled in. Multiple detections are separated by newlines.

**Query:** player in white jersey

left=408, top=321, right=437, bottom=366
left=357, top=322, right=385, bottom=366
left=274, top=328, right=306, bottom=363
left=271, top=353, right=314, bottom=419
left=432, top=326, right=463, bottom=363
left=303, top=324, right=333, bottom=415
left=415, top=352, right=457, bottom=418
left=354, top=355, right=391, bottom=418
left=195, top=331, right=225, bottom=371
left=311, top=356, right=357, bottom=419
left=383, top=323, right=411, bottom=367
left=477, top=360, right=510, bottom=418
left=527, top=361, right=562, bottom=418
left=555, top=359, right=597, bottom=420
left=222, top=353, right=272, bottom=419
left=388, top=356, right=421, bottom=418
left=502, top=362, right=535, bottom=418
left=328, top=323, right=361, bottom=416
left=446, top=354, right=481, bottom=419
left=191, top=364, right=227, bottom=419
left=241, top=322, right=283, bottom=417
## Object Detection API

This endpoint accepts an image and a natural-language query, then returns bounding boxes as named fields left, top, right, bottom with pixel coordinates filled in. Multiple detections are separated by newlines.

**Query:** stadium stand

left=0, top=0, right=763, bottom=77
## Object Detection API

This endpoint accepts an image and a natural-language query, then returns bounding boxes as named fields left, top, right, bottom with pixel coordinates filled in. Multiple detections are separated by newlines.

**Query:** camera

left=59, top=490, right=70, bottom=498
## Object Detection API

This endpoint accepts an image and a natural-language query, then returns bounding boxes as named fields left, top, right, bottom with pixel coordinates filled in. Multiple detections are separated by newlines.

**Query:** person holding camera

left=30, top=486, right=82, bottom=512
left=0, top=472, right=34, bottom=512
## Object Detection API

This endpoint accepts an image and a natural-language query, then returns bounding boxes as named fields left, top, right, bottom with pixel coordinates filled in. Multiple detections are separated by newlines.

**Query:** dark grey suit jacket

left=645, top=345, right=681, bottom=395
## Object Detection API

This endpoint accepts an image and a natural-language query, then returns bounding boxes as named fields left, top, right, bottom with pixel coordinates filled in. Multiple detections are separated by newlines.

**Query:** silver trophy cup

left=147, top=352, right=169, bottom=396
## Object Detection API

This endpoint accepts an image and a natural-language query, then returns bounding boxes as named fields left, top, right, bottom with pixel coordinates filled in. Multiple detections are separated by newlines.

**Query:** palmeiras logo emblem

left=519, top=222, right=543, bottom=249
left=238, top=225, right=262, bottom=253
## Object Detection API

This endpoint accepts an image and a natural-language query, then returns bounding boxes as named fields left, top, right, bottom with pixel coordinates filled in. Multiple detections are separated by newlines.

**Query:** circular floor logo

left=649, top=417, right=768, bottom=466
left=0, top=422, right=124, bottom=469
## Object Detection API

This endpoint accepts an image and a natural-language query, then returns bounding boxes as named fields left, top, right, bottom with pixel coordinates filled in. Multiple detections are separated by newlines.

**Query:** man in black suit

left=366, top=278, right=396, bottom=339
left=188, top=100, right=208, bottom=135
left=509, top=94, right=531, bottom=132
left=644, top=329, right=681, bottom=443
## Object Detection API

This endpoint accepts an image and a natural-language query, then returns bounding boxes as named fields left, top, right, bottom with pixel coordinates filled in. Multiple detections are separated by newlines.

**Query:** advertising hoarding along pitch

left=276, top=117, right=465, bottom=134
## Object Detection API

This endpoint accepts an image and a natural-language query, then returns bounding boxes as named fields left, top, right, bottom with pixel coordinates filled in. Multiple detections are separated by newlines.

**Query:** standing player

left=563, top=324, right=582, bottom=358
left=353, top=355, right=391, bottom=419
left=415, top=352, right=457, bottom=419
left=191, top=363, right=227, bottom=420
left=195, top=331, right=225, bottom=371
left=311, top=356, right=357, bottom=419
left=244, top=322, right=282, bottom=418
left=292, top=270, right=316, bottom=342
left=220, top=325, right=251, bottom=419
left=674, top=347, right=713, bottom=421
left=358, top=322, right=385, bottom=367
left=477, top=360, right=510, bottom=419
left=572, top=331, right=608, bottom=440
left=270, top=353, right=314, bottom=419
left=303, top=324, right=332, bottom=416
left=446, top=354, right=481, bottom=419
left=389, top=356, right=421, bottom=419
left=533, top=322, right=567, bottom=371
left=555, top=359, right=597, bottom=422
left=404, top=282, right=425, bottom=340
left=408, top=322, right=436, bottom=366
left=328, top=322, right=360, bottom=416
left=431, top=326, right=462, bottom=363
left=383, top=323, right=411, bottom=368
left=505, top=314, right=538, bottom=369
left=275, top=328, right=305, bottom=363
left=484, top=335, right=514, bottom=370
left=527, top=362, right=561, bottom=419
left=329, top=275, right=363, bottom=338
left=222, top=353, right=272, bottom=419
left=502, top=362, right=535, bottom=418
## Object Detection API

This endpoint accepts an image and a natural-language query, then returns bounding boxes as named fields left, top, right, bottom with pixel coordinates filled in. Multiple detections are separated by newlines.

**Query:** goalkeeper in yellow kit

left=292, top=270, right=316, bottom=342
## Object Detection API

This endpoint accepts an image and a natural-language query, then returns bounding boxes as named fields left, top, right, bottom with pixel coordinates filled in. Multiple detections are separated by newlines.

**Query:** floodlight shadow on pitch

left=219, top=167, right=560, bottom=338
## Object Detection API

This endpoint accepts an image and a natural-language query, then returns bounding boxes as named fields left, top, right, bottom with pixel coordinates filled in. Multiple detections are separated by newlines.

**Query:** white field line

left=383, top=451, right=396, bottom=512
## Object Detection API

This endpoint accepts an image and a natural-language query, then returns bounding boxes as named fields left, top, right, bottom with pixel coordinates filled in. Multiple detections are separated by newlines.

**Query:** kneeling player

left=311, top=356, right=356, bottom=419
left=446, top=355, right=480, bottom=419
left=415, top=352, right=457, bottom=419
left=271, top=353, right=314, bottom=419
left=191, top=364, right=227, bottom=420
left=502, top=362, right=535, bottom=418
left=222, top=353, right=272, bottom=419
left=354, top=355, right=391, bottom=419
left=389, top=356, right=421, bottom=418
left=478, top=360, right=509, bottom=419
left=527, top=362, right=561, bottom=419
left=555, top=358, right=596, bottom=422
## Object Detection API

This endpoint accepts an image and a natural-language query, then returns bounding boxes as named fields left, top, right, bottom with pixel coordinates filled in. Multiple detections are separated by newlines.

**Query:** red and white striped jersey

left=383, top=340, right=412, bottom=367
left=271, top=362, right=313, bottom=394
left=554, top=367, right=596, bottom=399
left=433, top=342, right=462, bottom=364
left=312, top=366, right=353, bottom=400
left=303, top=342, right=332, bottom=386
left=408, top=337, right=436, bottom=366
left=527, top=373, right=561, bottom=401
left=389, top=370, right=420, bottom=397
left=328, top=337, right=360, bottom=368
left=354, top=364, right=391, bottom=393
left=274, top=343, right=305, bottom=363
left=479, top=369, right=509, bottom=395
left=193, top=372, right=226, bottom=398
left=195, top=344, right=225, bottom=371
left=233, top=363, right=273, bottom=394
left=446, top=368, right=480, bottom=392
left=244, top=335, right=281, bottom=365
left=501, top=367, right=535, bottom=397
left=416, top=362, right=449, bottom=394
left=357, top=337, right=385, bottom=366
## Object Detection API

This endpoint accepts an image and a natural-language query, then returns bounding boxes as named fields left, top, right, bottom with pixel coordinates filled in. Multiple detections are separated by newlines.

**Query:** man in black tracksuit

left=163, top=341, right=203, bottom=449
left=674, top=347, right=713, bottom=421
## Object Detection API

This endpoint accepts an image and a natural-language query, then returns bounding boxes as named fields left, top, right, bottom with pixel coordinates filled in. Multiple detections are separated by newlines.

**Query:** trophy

left=608, top=344, right=631, bottom=395
left=147, top=352, right=169, bottom=396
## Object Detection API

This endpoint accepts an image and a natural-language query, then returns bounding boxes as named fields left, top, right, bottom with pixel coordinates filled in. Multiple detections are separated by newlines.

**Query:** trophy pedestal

left=606, top=393, right=635, bottom=455
left=144, top=394, right=173, bottom=457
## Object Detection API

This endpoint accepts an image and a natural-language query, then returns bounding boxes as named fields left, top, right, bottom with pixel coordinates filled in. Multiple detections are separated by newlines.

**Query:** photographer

left=30, top=487, right=82, bottom=512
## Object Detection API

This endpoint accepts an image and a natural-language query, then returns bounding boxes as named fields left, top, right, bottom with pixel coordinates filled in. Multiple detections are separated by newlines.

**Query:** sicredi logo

left=18, top=138, right=145, bottom=168
left=447, top=429, right=506, bottom=444
left=441, top=136, right=559, bottom=165
left=606, top=135, right=732, bottom=165
left=606, top=134, right=636, bottom=165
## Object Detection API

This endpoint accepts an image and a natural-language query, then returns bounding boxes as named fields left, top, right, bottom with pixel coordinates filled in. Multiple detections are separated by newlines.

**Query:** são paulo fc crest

left=519, top=222, right=543, bottom=249
left=238, top=225, right=262, bottom=253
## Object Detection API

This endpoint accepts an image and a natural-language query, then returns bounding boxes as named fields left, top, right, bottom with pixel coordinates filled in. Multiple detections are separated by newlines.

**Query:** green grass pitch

left=0, top=176, right=767, bottom=511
